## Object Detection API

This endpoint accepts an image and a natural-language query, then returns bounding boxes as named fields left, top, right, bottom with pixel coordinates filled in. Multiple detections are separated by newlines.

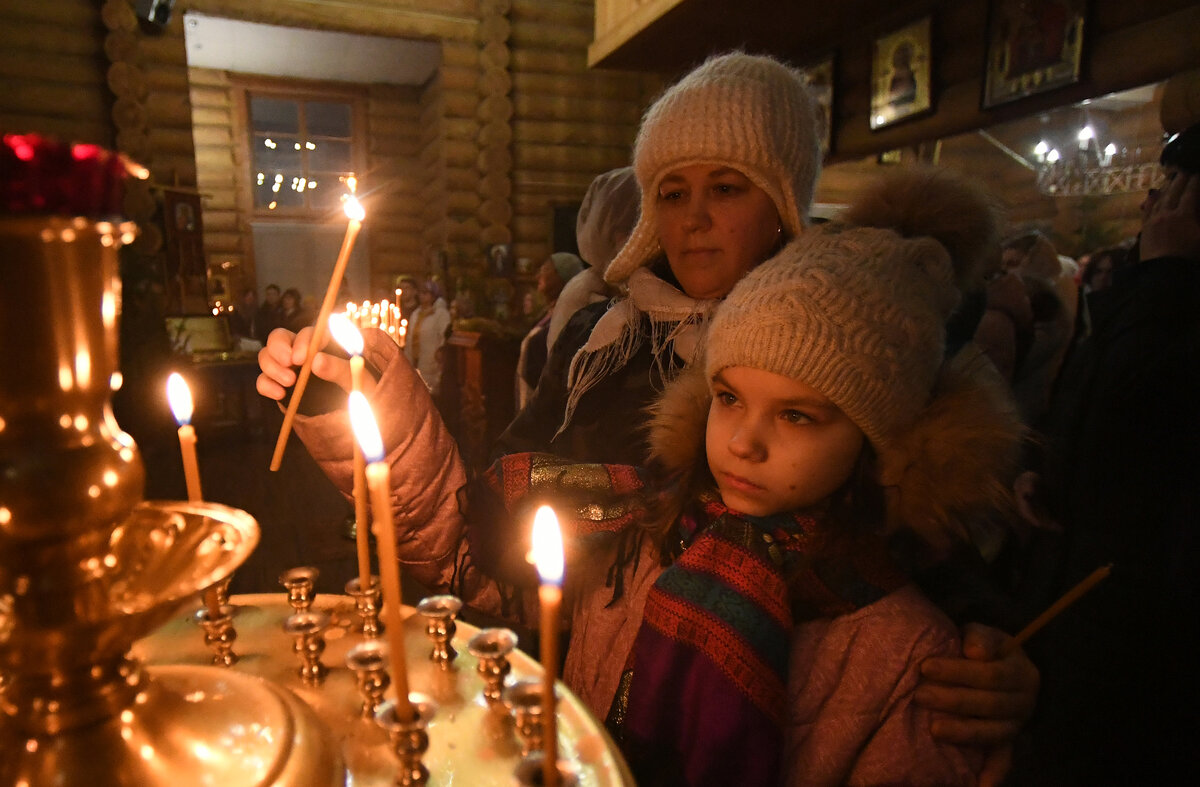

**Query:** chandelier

left=1032, top=124, right=1164, bottom=197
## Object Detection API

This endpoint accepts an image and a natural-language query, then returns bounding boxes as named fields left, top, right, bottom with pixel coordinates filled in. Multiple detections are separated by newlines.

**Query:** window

left=244, top=87, right=363, bottom=216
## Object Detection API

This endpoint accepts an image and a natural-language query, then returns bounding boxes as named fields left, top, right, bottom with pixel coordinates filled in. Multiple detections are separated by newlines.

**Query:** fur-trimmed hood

left=645, top=349, right=1023, bottom=554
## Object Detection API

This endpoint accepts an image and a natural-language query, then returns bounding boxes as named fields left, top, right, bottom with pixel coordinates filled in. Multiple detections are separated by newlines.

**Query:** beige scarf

left=558, top=267, right=719, bottom=437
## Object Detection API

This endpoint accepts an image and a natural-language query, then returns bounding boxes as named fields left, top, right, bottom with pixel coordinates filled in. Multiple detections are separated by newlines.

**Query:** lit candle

left=167, top=372, right=202, bottom=503
left=348, top=391, right=415, bottom=722
left=167, top=372, right=219, bottom=617
left=270, top=195, right=366, bottom=471
left=329, top=314, right=371, bottom=594
left=531, top=505, right=563, bottom=787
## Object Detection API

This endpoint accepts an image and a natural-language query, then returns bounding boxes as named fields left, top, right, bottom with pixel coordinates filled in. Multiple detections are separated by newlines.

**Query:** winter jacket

left=291, top=335, right=1022, bottom=785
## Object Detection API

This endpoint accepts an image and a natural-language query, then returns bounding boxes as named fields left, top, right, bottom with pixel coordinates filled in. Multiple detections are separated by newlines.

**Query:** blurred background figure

left=515, top=252, right=584, bottom=408
left=279, top=287, right=313, bottom=332
left=404, top=279, right=452, bottom=394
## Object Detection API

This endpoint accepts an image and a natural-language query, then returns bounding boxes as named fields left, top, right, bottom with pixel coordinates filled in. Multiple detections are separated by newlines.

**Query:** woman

left=403, top=280, right=452, bottom=395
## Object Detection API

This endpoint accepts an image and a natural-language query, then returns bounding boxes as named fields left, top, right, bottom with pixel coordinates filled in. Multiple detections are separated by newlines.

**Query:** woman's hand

left=256, top=326, right=355, bottom=400
left=917, top=623, right=1040, bottom=786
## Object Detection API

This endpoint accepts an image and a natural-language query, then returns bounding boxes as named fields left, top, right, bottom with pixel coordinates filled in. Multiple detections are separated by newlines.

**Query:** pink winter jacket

left=293, top=334, right=980, bottom=785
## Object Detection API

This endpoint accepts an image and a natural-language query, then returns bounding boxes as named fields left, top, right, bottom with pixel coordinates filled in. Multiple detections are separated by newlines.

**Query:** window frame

left=231, top=76, right=368, bottom=222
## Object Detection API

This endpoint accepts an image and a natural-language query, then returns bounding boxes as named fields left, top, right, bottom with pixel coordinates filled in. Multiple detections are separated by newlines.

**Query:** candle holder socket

left=504, top=678, right=553, bottom=756
left=345, top=575, right=383, bottom=638
left=513, top=752, right=581, bottom=787
left=194, top=605, right=239, bottom=667
left=415, top=594, right=462, bottom=669
left=210, top=576, right=233, bottom=609
left=375, top=693, right=437, bottom=787
left=279, top=566, right=319, bottom=615
left=283, top=610, right=331, bottom=686
left=345, top=638, right=391, bottom=719
left=467, top=627, right=518, bottom=707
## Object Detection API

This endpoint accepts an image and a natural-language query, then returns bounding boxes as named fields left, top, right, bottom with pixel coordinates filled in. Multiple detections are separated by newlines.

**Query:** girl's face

left=706, top=366, right=865, bottom=517
left=655, top=164, right=782, bottom=300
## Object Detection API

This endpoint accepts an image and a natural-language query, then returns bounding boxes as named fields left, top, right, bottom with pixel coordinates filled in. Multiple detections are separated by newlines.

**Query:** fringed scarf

left=615, top=497, right=907, bottom=787
left=558, top=268, right=720, bottom=439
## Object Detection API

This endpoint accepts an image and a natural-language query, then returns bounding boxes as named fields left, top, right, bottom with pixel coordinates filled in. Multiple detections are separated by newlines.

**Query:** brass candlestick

left=513, top=752, right=580, bottom=787
left=375, top=694, right=438, bottom=787
left=415, top=594, right=462, bottom=669
left=284, top=610, right=331, bottom=686
left=195, top=605, right=239, bottom=666
left=468, top=627, right=518, bottom=707
left=210, top=576, right=233, bottom=609
left=345, top=639, right=391, bottom=719
left=345, top=575, right=383, bottom=638
left=280, top=566, right=318, bottom=615
left=504, top=678, right=547, bottom=756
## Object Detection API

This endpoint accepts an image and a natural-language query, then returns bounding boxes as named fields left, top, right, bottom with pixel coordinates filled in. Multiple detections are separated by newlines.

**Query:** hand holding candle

left=330, top=314, right=371, bottom=593
left=348, top=391, right=415, bottom=723
left=531, top=505, right=564, bottom=787
left=270, top=194, right=366, bottom=471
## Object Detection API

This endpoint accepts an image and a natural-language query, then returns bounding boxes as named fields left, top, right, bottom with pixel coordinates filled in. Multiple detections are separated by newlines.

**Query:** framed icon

left=870, top=17, right=933, bottom=131
left=983, top=0, right=1086, bottom=109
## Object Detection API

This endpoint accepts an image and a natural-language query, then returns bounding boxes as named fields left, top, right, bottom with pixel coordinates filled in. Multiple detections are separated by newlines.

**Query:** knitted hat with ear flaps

left=705, top=226, right=960, bottom=450
left=605, top=52, right=823, bottom=285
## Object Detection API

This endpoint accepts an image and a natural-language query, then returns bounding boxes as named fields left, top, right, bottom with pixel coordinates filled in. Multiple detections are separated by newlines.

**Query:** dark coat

left=1018, top=255, right=1200, bottom=783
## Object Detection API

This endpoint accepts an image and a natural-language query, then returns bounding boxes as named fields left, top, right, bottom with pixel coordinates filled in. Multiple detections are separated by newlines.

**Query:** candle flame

left=347, top=391, right=384, bottom=464
left=166, top=373, right=193, bottom=425
left=328, top=313, right=364, bottom=356
left=531, top=506, right=564, bottom=585
left=343, top=195, right=365, bottom=223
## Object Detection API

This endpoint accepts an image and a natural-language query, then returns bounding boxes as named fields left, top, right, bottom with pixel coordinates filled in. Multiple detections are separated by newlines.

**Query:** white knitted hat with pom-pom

left=705, top=225, right=960, bottom=450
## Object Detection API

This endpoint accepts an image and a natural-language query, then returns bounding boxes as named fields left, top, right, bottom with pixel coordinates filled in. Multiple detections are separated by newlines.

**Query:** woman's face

left=655, top=164, right=782, bottom=299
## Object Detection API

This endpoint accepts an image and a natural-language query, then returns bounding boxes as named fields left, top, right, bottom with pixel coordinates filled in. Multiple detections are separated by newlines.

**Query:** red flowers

left=1, top=134, right=145, bottom=217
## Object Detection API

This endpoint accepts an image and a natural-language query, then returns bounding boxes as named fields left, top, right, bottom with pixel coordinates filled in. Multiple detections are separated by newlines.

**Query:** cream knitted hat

left=605, top=52, right=822, bottom=285
left=705, top=226, right=960, bottom=449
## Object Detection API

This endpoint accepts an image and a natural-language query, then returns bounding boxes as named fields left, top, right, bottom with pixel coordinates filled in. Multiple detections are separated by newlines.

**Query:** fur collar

left=645, top=348, right=1024, bottom=554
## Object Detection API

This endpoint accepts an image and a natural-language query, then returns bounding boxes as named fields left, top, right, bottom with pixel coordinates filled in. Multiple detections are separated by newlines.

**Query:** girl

left=291, top=171, right=1024, bottom=785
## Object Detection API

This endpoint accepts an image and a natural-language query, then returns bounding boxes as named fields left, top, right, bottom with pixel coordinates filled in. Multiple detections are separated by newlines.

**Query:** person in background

left=1012, top=123, right=1200, bottom=783
left=515, top=252, right=585, bottom=408
left=279, top=287, right=312, bottom=333
left=403, top=279, right=451, bottom=395
left=258, top=283, right=283, bottom=338
left=228, top=287, right=262, bottom=344
left=545, top=166, right=640, bottom=351
left=1079, top=244, right=1130, bottom=294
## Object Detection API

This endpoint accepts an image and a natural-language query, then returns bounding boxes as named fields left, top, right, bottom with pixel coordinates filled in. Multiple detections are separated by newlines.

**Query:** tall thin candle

left=270, top=195, right=366, bottom=471
left=329, top=314, right=371, bottom=593
left=348, top=392, right=415, bottom=723
left=531, top=505, right=564, bottom=787
left=167, top=372, right=219, bottom=617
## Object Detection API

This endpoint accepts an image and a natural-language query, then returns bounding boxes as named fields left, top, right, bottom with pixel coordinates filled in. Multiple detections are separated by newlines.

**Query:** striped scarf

left=616, top=497, right=905, bottom=787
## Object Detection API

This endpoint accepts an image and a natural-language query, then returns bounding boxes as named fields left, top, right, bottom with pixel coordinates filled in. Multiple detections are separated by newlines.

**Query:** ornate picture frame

left=870, top=17, right=933, bottom=131
left=983, top=0, right=1087, bottom=109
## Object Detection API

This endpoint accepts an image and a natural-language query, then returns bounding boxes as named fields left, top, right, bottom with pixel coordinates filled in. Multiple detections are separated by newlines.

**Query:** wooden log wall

left=0, top=0, right=113, bottom=145
left=508, top=0, right=659, bottom=265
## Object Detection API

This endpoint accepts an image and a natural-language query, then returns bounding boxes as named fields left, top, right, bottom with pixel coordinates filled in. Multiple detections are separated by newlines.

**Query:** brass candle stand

left=195, top=604, right=239, bottom=666
left=280, top=566, right=319, bottom=614
left=345, top=575, right=383, bottom=637
left=0, top=215, right=343, bottom=786
left=415, top=594, right=462, bottom=669
left=514, top=752, right=581, bottom=786
left=505, top=678, right=548, bottom=756
left=346, top=638, right=391, bottom=719
left=468, top=627, right=518, bottom=708
left=285, top=610, right=332, bottom=686
left=375, top=694, right=438, bottom=787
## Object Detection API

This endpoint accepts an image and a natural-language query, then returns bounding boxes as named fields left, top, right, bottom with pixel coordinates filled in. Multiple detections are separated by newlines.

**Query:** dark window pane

left=250, top=97, right=299, bottom=134
left=254, top=178, right=303, bottom=210
left=251, top=138, right=302, bottom=174
left=306, top=101, right=352, bottom=137
left=307, top=178, right=345, bottom=212
left=309, top=140, right=352, bottom=172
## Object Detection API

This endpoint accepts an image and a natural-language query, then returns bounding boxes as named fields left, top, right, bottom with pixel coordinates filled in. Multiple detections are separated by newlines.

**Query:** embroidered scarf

left=617, top=497, right=906, bottom=787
